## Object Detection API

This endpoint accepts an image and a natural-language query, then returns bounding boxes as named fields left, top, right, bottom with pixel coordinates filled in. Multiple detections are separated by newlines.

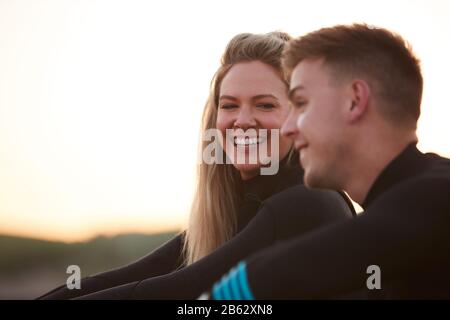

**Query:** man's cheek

left=296, top=112, right=307, bottom=133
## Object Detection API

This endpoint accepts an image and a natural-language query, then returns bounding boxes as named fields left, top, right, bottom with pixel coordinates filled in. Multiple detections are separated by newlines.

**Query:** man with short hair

left=206, top=24, right=450, bottom=299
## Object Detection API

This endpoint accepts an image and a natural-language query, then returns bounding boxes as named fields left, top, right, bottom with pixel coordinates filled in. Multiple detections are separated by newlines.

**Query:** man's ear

left=347, top=79, right=370, bottom=123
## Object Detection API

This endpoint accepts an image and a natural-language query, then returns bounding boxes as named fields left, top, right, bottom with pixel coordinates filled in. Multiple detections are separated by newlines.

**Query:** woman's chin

left=234, top=163, right=262, bottom=180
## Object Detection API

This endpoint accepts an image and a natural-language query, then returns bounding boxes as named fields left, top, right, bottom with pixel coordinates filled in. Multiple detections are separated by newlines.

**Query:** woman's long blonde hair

left=183, top=32, right=292, bottom=265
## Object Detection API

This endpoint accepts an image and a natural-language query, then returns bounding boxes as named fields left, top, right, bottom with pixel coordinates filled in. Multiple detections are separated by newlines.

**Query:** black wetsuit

left=39, top=162, right=356, bottom=299
left=210, top=143, right=450, bottom=299
left=38, top=161, right=303, bottom=299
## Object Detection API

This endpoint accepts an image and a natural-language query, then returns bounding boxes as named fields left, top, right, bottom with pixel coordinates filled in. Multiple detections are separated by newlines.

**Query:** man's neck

left=343, top=131, right=417, bottom=205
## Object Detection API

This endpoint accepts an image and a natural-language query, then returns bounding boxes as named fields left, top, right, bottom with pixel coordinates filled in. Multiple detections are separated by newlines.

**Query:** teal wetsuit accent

left=211, top=262, right=254, bottom=300
left=229, top=267, right=243, bottom=300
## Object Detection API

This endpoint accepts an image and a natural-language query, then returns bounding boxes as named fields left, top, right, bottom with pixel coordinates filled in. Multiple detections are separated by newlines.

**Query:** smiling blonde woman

left=39, top=32, right=355, bottom=300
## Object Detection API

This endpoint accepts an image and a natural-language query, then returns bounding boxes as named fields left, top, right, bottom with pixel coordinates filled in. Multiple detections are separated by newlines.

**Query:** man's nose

left=281, top=108, right=298, bottom=139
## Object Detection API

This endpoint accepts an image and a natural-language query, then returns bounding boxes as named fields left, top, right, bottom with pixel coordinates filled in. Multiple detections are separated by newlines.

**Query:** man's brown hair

left=283, top=24, right=423, bottom=127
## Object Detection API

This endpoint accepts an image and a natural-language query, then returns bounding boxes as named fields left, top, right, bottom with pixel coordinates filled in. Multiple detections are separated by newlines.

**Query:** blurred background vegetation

left=0, top=231, right=177, bottom=299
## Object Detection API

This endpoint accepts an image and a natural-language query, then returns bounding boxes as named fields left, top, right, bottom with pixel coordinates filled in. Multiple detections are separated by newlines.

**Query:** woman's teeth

left=234, top=137, right=265, bottom=146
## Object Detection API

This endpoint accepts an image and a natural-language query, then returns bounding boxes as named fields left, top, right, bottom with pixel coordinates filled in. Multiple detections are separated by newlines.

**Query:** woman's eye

left=257, top=103, right=275, bottom=110
left=220, top=104, right=238, bottom=110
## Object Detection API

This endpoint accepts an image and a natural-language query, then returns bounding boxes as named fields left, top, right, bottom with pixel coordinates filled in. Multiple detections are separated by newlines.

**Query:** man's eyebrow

left=288, top=85, right=305, bottom=101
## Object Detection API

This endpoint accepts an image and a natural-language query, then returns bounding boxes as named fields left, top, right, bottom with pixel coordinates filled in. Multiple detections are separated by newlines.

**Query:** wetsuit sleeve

left=38, top=233, right=184, bottom=299
left=73, top=186, right=353, bottom=299
left=213, top=177, right=450, bottom=299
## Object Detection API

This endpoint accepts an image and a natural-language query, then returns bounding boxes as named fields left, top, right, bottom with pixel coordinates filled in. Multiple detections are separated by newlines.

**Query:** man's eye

left=293, top=101, right=307, bottom=108
left=257, top=103, right=275, bottom=110
left=220, top=104, right=238, bottom=110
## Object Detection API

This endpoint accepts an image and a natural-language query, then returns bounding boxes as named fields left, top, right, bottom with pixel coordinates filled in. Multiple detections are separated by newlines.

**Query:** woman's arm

left=38, top=233, right=184, bottom=299
left=73, top=186, right=354, bottom=299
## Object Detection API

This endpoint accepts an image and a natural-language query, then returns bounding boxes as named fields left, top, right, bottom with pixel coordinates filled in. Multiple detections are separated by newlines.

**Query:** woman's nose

left=233, top=106, right=257, bottom=129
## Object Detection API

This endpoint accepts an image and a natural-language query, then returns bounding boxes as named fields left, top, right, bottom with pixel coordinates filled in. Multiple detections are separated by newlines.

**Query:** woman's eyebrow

left=219, top=94, right=278, bottom=102
left=218, top=95, right=238, bottom=101
left=251, top=94, right=278, bottom=101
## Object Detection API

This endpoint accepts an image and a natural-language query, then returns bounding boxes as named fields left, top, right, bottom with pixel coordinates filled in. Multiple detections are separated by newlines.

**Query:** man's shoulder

left=422, top=151, right=450, bottom=179
left=369, top=160, right=450, bottom=213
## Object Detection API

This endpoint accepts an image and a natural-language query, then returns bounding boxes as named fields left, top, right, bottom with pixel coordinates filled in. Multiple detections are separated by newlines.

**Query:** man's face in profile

left=288, top=58, right=351, bottom=190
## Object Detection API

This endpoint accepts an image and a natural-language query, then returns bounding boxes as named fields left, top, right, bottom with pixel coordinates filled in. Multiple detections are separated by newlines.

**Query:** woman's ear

left=348, top=79, right=370, bottom=123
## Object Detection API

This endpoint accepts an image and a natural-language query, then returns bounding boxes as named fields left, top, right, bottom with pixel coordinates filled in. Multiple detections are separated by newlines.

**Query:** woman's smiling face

left=216, top=60, right=293, bottom=180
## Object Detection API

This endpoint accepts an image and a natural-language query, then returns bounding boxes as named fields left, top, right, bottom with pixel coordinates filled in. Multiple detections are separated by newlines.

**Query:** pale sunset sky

left=1, top=0, right=449, bottom=242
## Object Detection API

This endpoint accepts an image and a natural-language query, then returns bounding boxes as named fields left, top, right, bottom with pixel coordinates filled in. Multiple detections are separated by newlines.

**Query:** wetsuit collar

left=242, top=157, right=303, bottom=202
left=362, top=143, right=427, bottom=208
left=236, top=157, right=304, bottom=229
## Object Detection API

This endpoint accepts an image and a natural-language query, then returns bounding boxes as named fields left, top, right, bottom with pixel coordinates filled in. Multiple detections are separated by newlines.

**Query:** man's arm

left=209, top=177, right=450, bottom=299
